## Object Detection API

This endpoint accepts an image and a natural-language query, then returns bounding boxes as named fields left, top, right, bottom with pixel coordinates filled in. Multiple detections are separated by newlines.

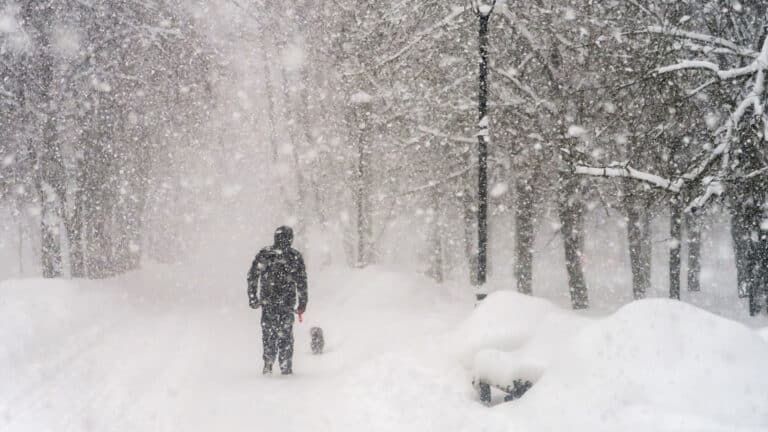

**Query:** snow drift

left=315, top=286, right=768, bottom=432
left=3, top=269, right=767, bottom=432
left=450, top=290, right=591, bottom=385
left=454, top=294, right=768, bottom=432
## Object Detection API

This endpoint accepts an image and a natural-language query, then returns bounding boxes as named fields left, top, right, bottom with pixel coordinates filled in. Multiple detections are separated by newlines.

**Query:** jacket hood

left=274, top=225, right=294, bottom=249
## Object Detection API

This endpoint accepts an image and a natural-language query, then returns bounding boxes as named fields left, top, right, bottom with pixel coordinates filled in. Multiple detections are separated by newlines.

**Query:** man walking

left=247, top=226, right=308, bottom=375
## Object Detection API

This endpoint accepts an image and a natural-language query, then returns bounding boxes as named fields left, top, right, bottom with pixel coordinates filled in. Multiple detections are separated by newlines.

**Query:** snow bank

left=449, top=291, right=554, bottom=364
left=472, top=308, right=590, bottom=386
left=0, top=279, right=114, bottom=370
left=449, top=290, right=589, bottom=370
left=3, top=268, right=767, bottom=432
left=324, top=352, right=507, bottom=432
left=501, top=299, right=768, bottom=432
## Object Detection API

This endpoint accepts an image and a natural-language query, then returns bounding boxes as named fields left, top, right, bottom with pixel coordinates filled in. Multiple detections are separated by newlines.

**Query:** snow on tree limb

left=644, top=26, right=758, bottom=58
left=649, top=27, right=768, bottom=210
left=657, top=60, right=758, bottom=80
left=574, top=165, right=680, bottom=193
left=745, top=167, right=768, bottom=179
left=685, top=78, right=717, bottom=96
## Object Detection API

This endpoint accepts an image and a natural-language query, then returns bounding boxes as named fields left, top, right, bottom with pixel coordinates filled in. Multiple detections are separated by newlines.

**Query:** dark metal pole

left=476, top=9, right=491, bottom=300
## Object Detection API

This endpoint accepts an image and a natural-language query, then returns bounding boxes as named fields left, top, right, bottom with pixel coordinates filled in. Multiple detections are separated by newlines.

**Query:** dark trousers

left=261, top=307, right=295, bottom=372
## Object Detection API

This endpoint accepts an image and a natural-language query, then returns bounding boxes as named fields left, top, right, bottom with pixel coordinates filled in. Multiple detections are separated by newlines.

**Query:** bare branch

left=416, top=126, right=475, bottom=144
left=490, top=65, right=558, bottom=114
left=375, top=6, right=465, bottom=69
left=400, top=167, right=471, bottom=197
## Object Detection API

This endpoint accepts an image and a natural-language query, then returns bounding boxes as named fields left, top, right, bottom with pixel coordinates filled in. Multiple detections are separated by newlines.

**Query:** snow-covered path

left=1, top=265, right=492, bottom=432
left=4, top=261, right=768, bottom=432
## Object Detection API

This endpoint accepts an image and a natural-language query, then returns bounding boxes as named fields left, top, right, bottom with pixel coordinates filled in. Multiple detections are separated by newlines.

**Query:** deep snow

left=2, top=263, right=767, bottom=432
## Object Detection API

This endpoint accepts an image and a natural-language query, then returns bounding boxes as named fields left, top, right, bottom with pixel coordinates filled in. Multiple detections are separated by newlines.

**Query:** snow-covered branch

left=657, top=60, right=758, bottom=80
left=644, top=26, right=758, bottom=58
left=685, top=79, right=717, bottom=96
left=681, top=40, right=757, bottom=58
left=745, top=167, right=768, bottom=179
left=678, top=31, right=768, bottom=210
left=574, top=165, right=680, bottom=193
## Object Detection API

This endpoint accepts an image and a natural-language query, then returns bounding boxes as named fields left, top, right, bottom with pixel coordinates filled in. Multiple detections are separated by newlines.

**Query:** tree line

left=2, top=1, right=767, bottom=316
left=1, top=0, right=215, bottom=278
left=281, top=0, right=767, bottom=315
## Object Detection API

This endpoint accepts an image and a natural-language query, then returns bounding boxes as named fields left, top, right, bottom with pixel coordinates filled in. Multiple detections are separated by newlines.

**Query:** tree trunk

left=515, top=178, right=535, bottom=295
left=355, top=119, right=372, bottom=267
left=732, top=210, right=751, bottom=299
left=83, top=153, right=113, bottom=279
left=25, top=1, right=65, bottom=278
left=261, top=32, right=278, bottom=163
left=68, top=185, right=85, bottom=277
left=37, top=108, right=65, bottom=279
left=125, top=170, right=147, bottom=272
left=299, top=64, right=332, bottom=266
left=625, top=192, right=652, bottom=300
left=278, top=64, right=308, bottom=246
left=460, top=179, right=477, bottom=282
left=669, top=198, right=682, bottom=300
left=428, top=192, right=445, bottom=283
left=86, top=208, right=109, bottom=278
left=38, top=177, right=63, bottom=278
left=18, top=214, right=24, bottom=276
left=560, top=176, right=588, bottom=309
left=685, top=213, right=701, bottom=292
left=730, top=180, right=768, bottom=316
left=475, top=8, right=492, bottom=300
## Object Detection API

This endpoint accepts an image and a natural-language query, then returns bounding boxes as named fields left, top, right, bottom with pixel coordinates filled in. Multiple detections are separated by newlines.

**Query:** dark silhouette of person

left=247, top=226, right=308, bottom=375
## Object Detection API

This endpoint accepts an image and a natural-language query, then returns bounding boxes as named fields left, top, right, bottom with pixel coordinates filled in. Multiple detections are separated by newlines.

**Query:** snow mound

left=473, top=308, right=589, bottom=386
left=321, top=352, right=507, bottom=432
left=449, top=290, right=588, bottom=368
left=502, top=299, right=768, bottom=432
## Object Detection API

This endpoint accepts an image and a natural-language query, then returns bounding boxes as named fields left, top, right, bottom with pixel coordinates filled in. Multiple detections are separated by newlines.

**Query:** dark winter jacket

left=247, top=226, right=308, bottom=312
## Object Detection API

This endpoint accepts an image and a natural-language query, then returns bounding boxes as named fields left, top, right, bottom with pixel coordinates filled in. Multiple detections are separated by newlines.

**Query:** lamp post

left=472, top=1, right=496, bottom=301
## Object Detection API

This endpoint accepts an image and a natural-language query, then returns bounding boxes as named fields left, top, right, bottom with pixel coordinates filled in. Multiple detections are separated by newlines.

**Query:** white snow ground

left=2, top=261, right=768, bottom=432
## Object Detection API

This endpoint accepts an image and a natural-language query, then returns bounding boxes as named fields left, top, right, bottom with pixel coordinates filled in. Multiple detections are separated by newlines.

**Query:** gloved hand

left=249, top=299, right=261, bottom=309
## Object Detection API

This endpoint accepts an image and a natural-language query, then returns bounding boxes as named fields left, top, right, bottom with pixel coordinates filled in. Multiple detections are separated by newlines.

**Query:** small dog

left=310, top=327, right=324, bottom=354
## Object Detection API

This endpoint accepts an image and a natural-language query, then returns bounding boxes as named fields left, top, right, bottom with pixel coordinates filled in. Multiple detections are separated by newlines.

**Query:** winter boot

left=263, top=362, right=273, bottom=375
